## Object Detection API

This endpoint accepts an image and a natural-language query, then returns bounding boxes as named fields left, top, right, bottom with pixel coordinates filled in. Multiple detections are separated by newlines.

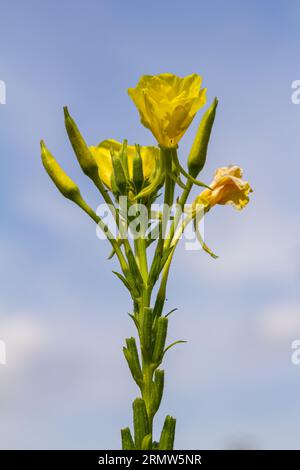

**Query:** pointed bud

left=63, top=106, right=98, bottom=178
left=40, top=140, right=80, bottom=201
left=188, top=98, right=218, bottom=177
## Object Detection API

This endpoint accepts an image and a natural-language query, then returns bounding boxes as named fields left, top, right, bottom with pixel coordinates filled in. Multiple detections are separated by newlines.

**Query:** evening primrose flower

left=194, top=165, right=252, bottom=210
left=128, top=73, right=207, bottom=148
left=89, top=139, right=159, bottom=192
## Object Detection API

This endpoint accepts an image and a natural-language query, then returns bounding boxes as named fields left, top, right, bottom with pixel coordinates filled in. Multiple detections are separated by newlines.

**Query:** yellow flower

left=195, top=165, right=252, bottom=210
left=89, top=139, right=159, bottom=190
left=128, top=73, right=207, bottom=148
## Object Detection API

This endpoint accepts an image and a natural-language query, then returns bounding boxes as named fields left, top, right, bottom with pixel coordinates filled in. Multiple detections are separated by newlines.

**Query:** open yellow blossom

left=89, top=139, right=159, bottom=189
left=128, top=73, right=207, bottom=148
left=195, top=165, right=252, bottom=210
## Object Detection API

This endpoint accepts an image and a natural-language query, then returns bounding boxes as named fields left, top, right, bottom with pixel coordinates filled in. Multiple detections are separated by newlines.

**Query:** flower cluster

left=41, top=72, right=252, bottom=451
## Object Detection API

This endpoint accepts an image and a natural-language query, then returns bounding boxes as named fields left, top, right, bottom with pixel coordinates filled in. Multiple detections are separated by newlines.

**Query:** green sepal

left=119, top=140, right=129, bottom=180
left=132, top=144, right=144, bottom=194
left=124, top=245, right=144, bottom=290
left=133, top=398, right=150, bottom=449
left=63, top=107, right=98, bottom=179
left=141, top=434, right=152, bottom=450
left=152, top=317, right=168, bottom=364
left=111, top=148, right=127, bottom=195
left=159, top=415, right=176, bottom=450
left=188, top=97, right=218, bottom=177
left=123, top=337, right=143, bottom=386
left=110, top=171, right=119, bottom=197
left=121, top=427, right=135, bottom=450
left=134, top=150, right=165, bottom=200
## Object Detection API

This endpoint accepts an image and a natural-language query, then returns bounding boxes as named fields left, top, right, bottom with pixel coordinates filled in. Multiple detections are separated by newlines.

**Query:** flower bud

left=188, top=98, right=218, bottom=177
left=64, top=107, right=98, bottom=178
left=40, top=140, right=80, bottom=201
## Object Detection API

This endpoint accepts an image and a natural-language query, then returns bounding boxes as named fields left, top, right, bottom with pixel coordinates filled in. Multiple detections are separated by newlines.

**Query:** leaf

left=165, top=308, right=178, bottom=318
left=112, top=271, right=132, bottom=292
left=163, top=340, right=187, bottom=357
left=128, top=313, right=140, bottom=332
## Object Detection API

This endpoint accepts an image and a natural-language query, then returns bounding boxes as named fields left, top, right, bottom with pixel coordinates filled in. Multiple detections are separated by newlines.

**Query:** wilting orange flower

left=195, top=165, right=252, bottom=210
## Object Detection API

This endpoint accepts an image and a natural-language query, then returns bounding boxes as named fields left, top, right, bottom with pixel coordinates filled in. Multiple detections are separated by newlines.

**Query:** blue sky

left=0, top=0, right=300, bottom=449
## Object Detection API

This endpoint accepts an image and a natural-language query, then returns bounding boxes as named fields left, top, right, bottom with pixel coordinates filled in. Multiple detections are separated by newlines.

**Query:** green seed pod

left=141, top=434, right=152, bottom=450
left=132, top=144, right=144, bottom=193
left=40, top=140, right=80, bottom=201
left=133, top=398, right=149, bottom=449
left=121, top=427, right=135, bottom=450
left=123, top=337, right=143, bottom=386
left=151, top=369, right=164, bottom=415
left=152, top=317, right=168, bottom=364
left=110, top=148, right=127, bottom=195
left=159, top=415, right=176, bottom=450
left=141, top=307, right=153, bottom=357
left=63, top=106, right=98, bottom=178
left=188, top=97, right=218, bottom=177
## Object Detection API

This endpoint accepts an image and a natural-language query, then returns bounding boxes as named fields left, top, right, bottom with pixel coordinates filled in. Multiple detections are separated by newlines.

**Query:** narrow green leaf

left=128, top=313, right=140, bottom=332
left=112, top=271, right=132, bottom=292
left=163, top=340, right=187, bottom=357
left=165, top=308, right=178, bottom=318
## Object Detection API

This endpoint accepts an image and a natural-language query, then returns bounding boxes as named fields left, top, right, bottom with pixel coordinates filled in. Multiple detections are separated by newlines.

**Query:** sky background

left=0, top=0, right=300, bottom=449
